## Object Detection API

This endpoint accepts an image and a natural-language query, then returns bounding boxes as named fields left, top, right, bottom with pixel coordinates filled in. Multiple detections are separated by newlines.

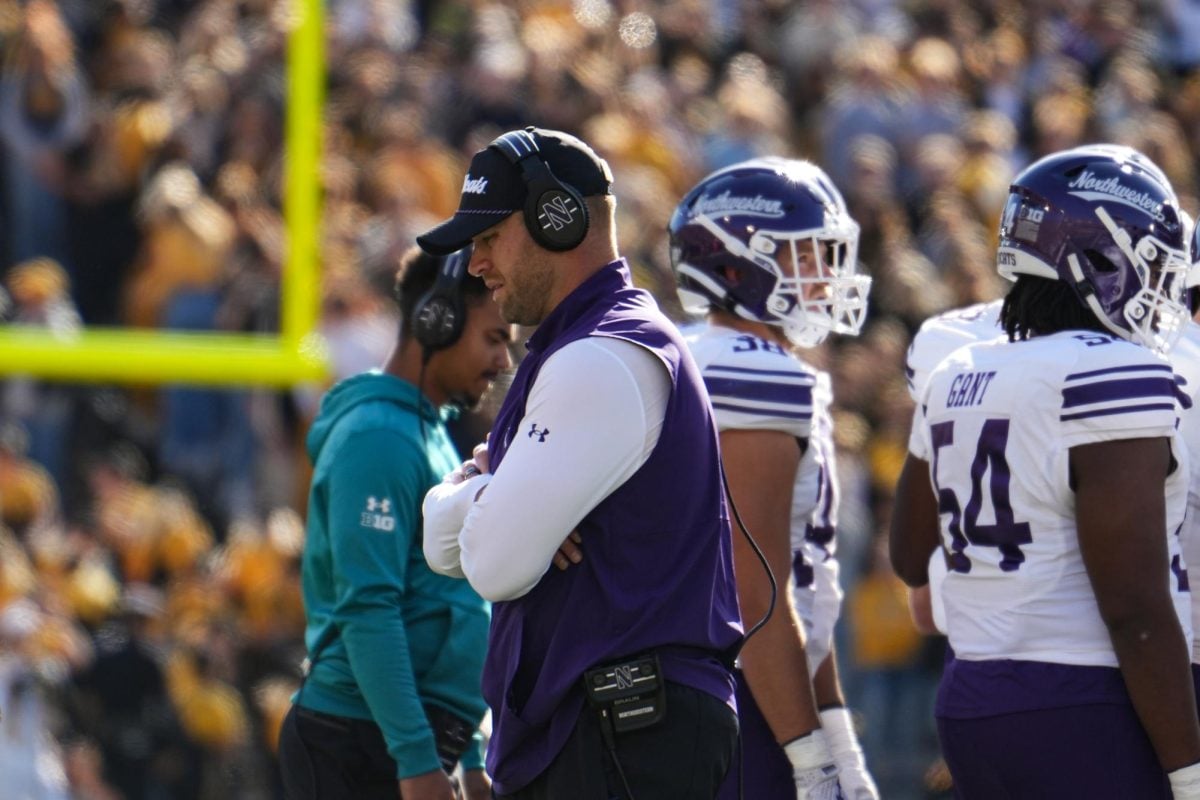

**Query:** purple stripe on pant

left=716, top=668, right=794, bottom=800
left=937, top=703, right=1169, bottom=799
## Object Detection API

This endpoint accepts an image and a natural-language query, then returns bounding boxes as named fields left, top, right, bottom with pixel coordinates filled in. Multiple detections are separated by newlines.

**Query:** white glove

left=784, top=729, right=843, bottom=800
left=1169, top=761, right=1200, bottom=800
left=819, top=708, right=879, bottom=800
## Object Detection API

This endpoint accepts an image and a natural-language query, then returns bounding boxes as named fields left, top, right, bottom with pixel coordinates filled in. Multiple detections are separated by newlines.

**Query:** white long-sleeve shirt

left=423, top=336, right=670, bottom=602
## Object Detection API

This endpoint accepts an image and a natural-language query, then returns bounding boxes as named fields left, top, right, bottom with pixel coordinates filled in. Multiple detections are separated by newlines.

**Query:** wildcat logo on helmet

left=461, top=174, right=489, bottom=195
left=1066, top=170, right=1164, bottom=220
left=694, top=190, right=785, bottom=219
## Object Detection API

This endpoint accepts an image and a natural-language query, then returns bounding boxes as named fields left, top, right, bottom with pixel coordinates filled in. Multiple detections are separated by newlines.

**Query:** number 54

left=929, top=418, right=1032, bottom=574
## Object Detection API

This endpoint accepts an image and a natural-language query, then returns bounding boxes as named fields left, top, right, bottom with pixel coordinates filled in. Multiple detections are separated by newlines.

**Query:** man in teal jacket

left=278, top=245, right=513, bottom=800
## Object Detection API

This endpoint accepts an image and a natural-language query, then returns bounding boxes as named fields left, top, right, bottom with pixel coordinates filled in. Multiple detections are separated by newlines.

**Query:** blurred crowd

left=0, top=0, right=1198, bottom=797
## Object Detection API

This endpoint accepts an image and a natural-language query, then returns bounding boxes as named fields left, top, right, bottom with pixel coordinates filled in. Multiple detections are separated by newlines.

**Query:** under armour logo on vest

left=539, top=195, right=577, bottom=231
left=528, top=423, right=550, bottom=442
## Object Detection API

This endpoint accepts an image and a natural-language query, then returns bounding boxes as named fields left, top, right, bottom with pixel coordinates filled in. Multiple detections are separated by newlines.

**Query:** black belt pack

left=583, top=653, right=666, bottom=734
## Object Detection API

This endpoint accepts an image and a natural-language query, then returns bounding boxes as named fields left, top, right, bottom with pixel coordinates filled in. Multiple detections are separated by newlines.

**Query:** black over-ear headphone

left=490, top=128, right=589, bottom=252
left=411, top=245, right=472, bottom=357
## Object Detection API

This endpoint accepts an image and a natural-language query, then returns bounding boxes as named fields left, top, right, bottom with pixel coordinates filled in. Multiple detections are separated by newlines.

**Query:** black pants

left=501, top=682, right=738, bottom=800
left=278, top=704, right=399, bottom=800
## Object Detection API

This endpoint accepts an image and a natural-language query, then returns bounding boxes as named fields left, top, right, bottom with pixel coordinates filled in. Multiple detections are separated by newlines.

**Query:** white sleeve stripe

left=712, top=400, right=812, bottom=421
left=1065, top=363, right=1172, bottom=381
left=705, top=363, right=817, bottom=382
left=709, top=393, right=814, bottom=413
left=1060, top=402, right=1177, bottom=422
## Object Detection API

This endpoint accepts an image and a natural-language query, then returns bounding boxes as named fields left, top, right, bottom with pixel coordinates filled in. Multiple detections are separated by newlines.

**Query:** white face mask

left=1093, top=205, right=1191, bottom=355
left=753, top=226, right=872, bottom=348
left=677, top=212, right=872, bottom=346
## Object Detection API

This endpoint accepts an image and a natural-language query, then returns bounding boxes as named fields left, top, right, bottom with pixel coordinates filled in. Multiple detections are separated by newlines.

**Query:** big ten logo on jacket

left=360, top=495, right=396, bottom=532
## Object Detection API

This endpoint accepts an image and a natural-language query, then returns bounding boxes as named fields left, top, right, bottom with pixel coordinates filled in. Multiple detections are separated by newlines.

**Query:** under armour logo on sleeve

left=528, top=423, right=550, bottom=442
left=361, top=496, right=395, bottom=531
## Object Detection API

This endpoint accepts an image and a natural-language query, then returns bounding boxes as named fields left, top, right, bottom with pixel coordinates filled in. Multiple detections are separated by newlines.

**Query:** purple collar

left=526, top=258, right=631, bottom=355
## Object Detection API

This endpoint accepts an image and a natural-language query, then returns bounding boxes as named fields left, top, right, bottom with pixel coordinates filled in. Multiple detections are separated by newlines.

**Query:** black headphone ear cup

left=524, top=182, right=589, bottom=251
left=412, top=291, right=464, bottom=351
left=489, top=131, right=590, bottom=252
left=410, top=246, right=471, bottom=356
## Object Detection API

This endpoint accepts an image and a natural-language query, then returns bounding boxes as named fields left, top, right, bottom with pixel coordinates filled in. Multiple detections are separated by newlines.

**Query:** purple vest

left=483, top=260, right=742, bottom=792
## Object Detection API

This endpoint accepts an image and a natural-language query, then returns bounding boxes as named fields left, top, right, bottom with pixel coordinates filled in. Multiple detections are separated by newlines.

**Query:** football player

left=902, top=299, right=1006, bottom=635
left=890, top=144, right=1200, bottom=798
left=1176, top=217, right=1200, bottom=721
left=670, top=157, right=878, bottom=800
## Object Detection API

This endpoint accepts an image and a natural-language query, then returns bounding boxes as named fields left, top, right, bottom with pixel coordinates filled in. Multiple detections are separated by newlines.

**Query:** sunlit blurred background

left=1, top=1, right=1198, bottom=798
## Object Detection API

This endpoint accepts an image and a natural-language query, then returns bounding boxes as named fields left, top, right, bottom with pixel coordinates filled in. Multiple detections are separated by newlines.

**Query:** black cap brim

left=416, top=210, right=512, bottom=256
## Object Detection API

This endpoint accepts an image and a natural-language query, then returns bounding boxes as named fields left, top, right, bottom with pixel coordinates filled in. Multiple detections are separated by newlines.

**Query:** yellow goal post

left=0, top=0, right=329, bottom=388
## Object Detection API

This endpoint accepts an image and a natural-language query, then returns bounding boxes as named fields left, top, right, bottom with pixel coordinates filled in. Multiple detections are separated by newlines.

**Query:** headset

left=489, top=127, right=589, bottom=252
left=411, top=245, right=472, bottom=359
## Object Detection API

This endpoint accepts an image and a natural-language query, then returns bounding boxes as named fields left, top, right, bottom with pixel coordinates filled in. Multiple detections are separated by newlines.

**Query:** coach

left=420, top=127, right=742, bottom=799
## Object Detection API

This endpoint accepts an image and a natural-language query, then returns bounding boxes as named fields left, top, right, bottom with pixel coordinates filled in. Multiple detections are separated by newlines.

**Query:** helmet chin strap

left=1094, top=206, right=1140, bottom=269
left=1066, top=251, right=1129, bottom=342
left=691, top=213, right=790, bottom=326
left=676, top=262, right=780, bottom=325
left=693, top=214, right=779, bottom=273
left=676, top=263, right=732, bottom=311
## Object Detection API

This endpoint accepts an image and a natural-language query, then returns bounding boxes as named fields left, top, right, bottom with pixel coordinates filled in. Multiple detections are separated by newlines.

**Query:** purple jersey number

left=732, top=334, right=787, bottom=355
left=929, top=417, right=1033, bottom=573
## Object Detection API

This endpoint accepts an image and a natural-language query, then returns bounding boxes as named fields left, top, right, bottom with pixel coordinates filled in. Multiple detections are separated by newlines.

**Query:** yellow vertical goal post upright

left=0, top=0, right=329, bottom=388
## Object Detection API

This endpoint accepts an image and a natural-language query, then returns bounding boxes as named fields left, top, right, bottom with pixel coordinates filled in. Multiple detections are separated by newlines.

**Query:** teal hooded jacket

left=297, top=371, right=490, bottom=778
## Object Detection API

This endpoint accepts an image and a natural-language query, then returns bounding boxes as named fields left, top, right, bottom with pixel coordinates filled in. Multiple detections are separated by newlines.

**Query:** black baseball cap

left=417, top=127, right=613, bottom=255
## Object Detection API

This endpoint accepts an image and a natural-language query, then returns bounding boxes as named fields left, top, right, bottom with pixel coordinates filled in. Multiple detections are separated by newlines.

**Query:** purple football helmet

left=997, top=144, right=1189, bottom=353
left=668, top=158, right=870, bottom=347
left=1184, top=210, right=1200, bottom=313
left=1191, top=210, right=1200, bottom=269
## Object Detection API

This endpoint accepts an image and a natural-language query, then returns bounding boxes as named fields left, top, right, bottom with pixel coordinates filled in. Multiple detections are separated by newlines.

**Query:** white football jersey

left=905, top=300, right=1005, bottom=633
left=791, top=372, right=842, bottom=672
left=912, top=330, right=1190, bottom=666
left=1171, top=321, right=1200, bottom=663
left=684, top=324, right=840, bottom=671
left=905, top=300, right=1005, bottom=404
